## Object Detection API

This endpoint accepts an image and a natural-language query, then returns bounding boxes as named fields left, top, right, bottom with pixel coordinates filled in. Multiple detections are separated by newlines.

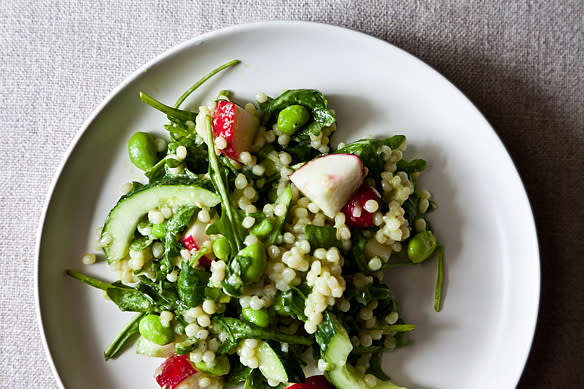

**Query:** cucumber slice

left=256, top=341, right=288, bottom=383
left=101, top=184, right=219, bottom=261
left=193, top=354, right=230, bottom=376
left=316, top=312, right=406, bottom=389
left=135, top=336, right=175, bottom=358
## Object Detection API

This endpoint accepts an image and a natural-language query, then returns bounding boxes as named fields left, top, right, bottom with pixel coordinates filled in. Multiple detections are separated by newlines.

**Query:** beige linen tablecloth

left=1, top=1, right=582, bottom=387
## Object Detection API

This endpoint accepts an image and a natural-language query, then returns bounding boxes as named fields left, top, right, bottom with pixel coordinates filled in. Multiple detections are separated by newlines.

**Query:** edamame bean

left=212, top=237, right=230, bottom=260
left=128, top=132, right=158, bottom=171
left=241, top=307, right=270, bottom=328
left=407, top=230, right=437, bottom=263
left=151, top=222, right=166, bottom=239
left=237, top=242, right=267, bottom=284
left=276, top=105, right=310, bottom=135
left=251, top=218, right=273, bottom=239
left=139, top=314, right=175, bottom=345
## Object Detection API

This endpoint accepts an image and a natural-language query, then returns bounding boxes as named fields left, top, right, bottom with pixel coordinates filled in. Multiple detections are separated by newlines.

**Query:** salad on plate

left=67, top=60, right=444, bottom=389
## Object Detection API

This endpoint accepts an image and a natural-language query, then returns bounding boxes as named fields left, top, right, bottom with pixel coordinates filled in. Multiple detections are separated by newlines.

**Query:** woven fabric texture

left=1, top=1, right=582, bottom=387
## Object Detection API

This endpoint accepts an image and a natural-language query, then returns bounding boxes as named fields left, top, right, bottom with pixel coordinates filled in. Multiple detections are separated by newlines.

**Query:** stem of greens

left=174, top=59, right=240, bottom=108
left=205, top=114, right=242, bottom=251
left=434, top=244, right=445, bottom=312
left=381, top=324, right=417, bottom=334
left=139, top=92, right=196, bottom=122
left=104, top=312, right=144, bottom=360
left=66, top=269, right=111, bottom=291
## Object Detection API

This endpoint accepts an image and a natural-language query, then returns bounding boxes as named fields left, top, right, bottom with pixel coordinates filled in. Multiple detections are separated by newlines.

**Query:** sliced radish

left=289, top=154, right=365, bottom=218
left=341, top=184, right=381, bottom=228
left=154, top=354, right=197, bottom=389
left=181, top=219, right=212, bottom=267
left=286, top=375, right=335, bottom=388
left=211, top=100, right=259, bottom=161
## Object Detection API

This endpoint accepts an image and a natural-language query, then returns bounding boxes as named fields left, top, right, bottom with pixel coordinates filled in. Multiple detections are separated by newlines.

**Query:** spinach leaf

left=177, top=258, right=211, bottom=308
left=396, top=158, right=427, bottom=175
left=226, top=363, right=253, bottom=386
left=262, top=89, right=336, bottom=137
left=129, top=235, right=153, bottom=252
left=335, top=135, right=406, bottom=178
left=354, top=282, right=393, bottom=306
left=349, top=229, right=374, bottom=274
left=304, top=224, right=342, bottom=251
left=106, top=288, right=155, bottom=312
left=104, top=313, right=144, bottom=360
left=214, top=317, right=312, bottom=354
left=135, top=276, right=182, bottom=312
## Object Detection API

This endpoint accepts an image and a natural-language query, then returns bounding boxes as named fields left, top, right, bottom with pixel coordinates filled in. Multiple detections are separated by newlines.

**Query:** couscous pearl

left=148, top=210, right=165, bottom=225
left=152, top=242, right=164, bottom=258
left=360, top=308, right=373, bottom=321
left=242, top=216, right=255, bottom=229
left=154, top=137, right=167, bottom=152
left=307, top=202, right=320, bottom=213
left=415, top=218, right=427, bottom=232
left=99, top=232, right=112, bottom=246
left=235, top=174, right=248, bottom=189
left=318, top=145, right=329, bottom=153
left=364, top=199, right=379, bottom=213
left=385, top=311, right=399, bottom=324
left=360, top=334, right=373, bottom=347
left=368, top=257, right=382, bottom=271
left=120, top=182, right=133, bottom=194
left=197, top=209, right=211, bottom=223
left=82, top=254, right=96, bottom=265
left=334, top=212, right=346, bottom=226
left=279, top=152, right=292, bottom=165
left=256, top=92, right=268, bottom=103
left=167, top=271, right=178, bottom=283
left=202, top=300, right=217, bottom=315
left=190, top=350, right=203, bottom=362
left=243, top=186, right=256, bottom=199
left=277, top=134, right=290, bottom=146
left=265, top=130, right=276, bottom=143
left=419, top=198, right=430, bottom=213
left=314, top=248, right=327, bottom=260
left=175, top=145, right=187, bottom=161
left=274, top=203, right=287, bottom=217
left=202, top=350, right=216, bottom=363
left=240, top=152, right=253, bottom=165
left=252, top=164, right=265, bottom=176
left=160, top=311, right=173, bottom=324
left=121, top=270, right=133, bottom=283
left=196, top=329, right=209, bottom=339
left=244, top=234, right=259, bottom=246
left=197, top=314, right=211, bottom=327
left=364, top=374, right=377, bottom=387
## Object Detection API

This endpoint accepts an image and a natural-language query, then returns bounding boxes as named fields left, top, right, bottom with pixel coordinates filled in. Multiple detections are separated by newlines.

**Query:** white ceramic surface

left=36, top=22, right=539, bottom=389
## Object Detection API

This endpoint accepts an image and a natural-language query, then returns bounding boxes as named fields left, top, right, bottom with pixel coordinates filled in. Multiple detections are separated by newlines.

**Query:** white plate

left=36, top=22, right=539, bottom=389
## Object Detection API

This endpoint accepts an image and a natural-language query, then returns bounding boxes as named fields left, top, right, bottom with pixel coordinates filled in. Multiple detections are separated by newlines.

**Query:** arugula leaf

left=304, top=224, right=342, bottom=251
left=177, top=258, right=211, bottom=308
left=104, top=312, right=144, bottom=360
left=158, top=206, right=198, bottom=278
left=214, top=317, right=312, bottom=354
left=274, top=288, right=308, bottom=321
left=129, top=235, right=153, bottom=252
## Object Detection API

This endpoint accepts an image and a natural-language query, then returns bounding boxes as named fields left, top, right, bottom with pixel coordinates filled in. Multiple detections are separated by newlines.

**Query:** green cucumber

left=194, top=354, right=231, bottom=376
left=256, top=341, right=288, bottom=383
left=316, top=312, right=406, bottom=389
left=135, top=336, right=175, bottom=358
left=101, top=184, right=220, bottom=261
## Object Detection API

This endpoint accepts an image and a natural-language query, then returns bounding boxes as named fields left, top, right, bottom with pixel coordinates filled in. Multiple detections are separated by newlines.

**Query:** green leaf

left=262, top=89, right=336, bottom=137
left=335, top=135, right=405, bottom=178
left=274, top=288, right=308, bottom=321
left=304, top=224, right=342, bottom=251
left=177, top=260, right=210, bottom=308
left=129, top=235, right=153, bottom=251
left=106, top=288, right=155, bottom=312
left=266, top=186, right=292, bottom=244
left=214, top=317, right=312, bottom=355
left=104, top=313, right=144, bottom=360
left=396, top=158, right=427, bottom=175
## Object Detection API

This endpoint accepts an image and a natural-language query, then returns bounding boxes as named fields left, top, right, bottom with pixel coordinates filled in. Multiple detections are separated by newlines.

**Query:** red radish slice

left=289, top=154, right=365, bottom=218
left=341, top=184, right=381, bottom=228
left=181, top=220, right=212, bottom=267
left=211, top=100, right=259, bottom=161
left=154, top=354, right=197, bottom=389
left=286, top=375, right=335, bottom=388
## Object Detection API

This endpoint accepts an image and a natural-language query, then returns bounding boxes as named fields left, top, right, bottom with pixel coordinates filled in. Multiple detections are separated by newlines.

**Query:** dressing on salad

left=67, top=60, right=444, bottom=389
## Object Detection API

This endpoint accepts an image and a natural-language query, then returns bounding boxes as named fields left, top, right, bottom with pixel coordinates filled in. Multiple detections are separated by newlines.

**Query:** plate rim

left=34, top=20, right=540, bottom=388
